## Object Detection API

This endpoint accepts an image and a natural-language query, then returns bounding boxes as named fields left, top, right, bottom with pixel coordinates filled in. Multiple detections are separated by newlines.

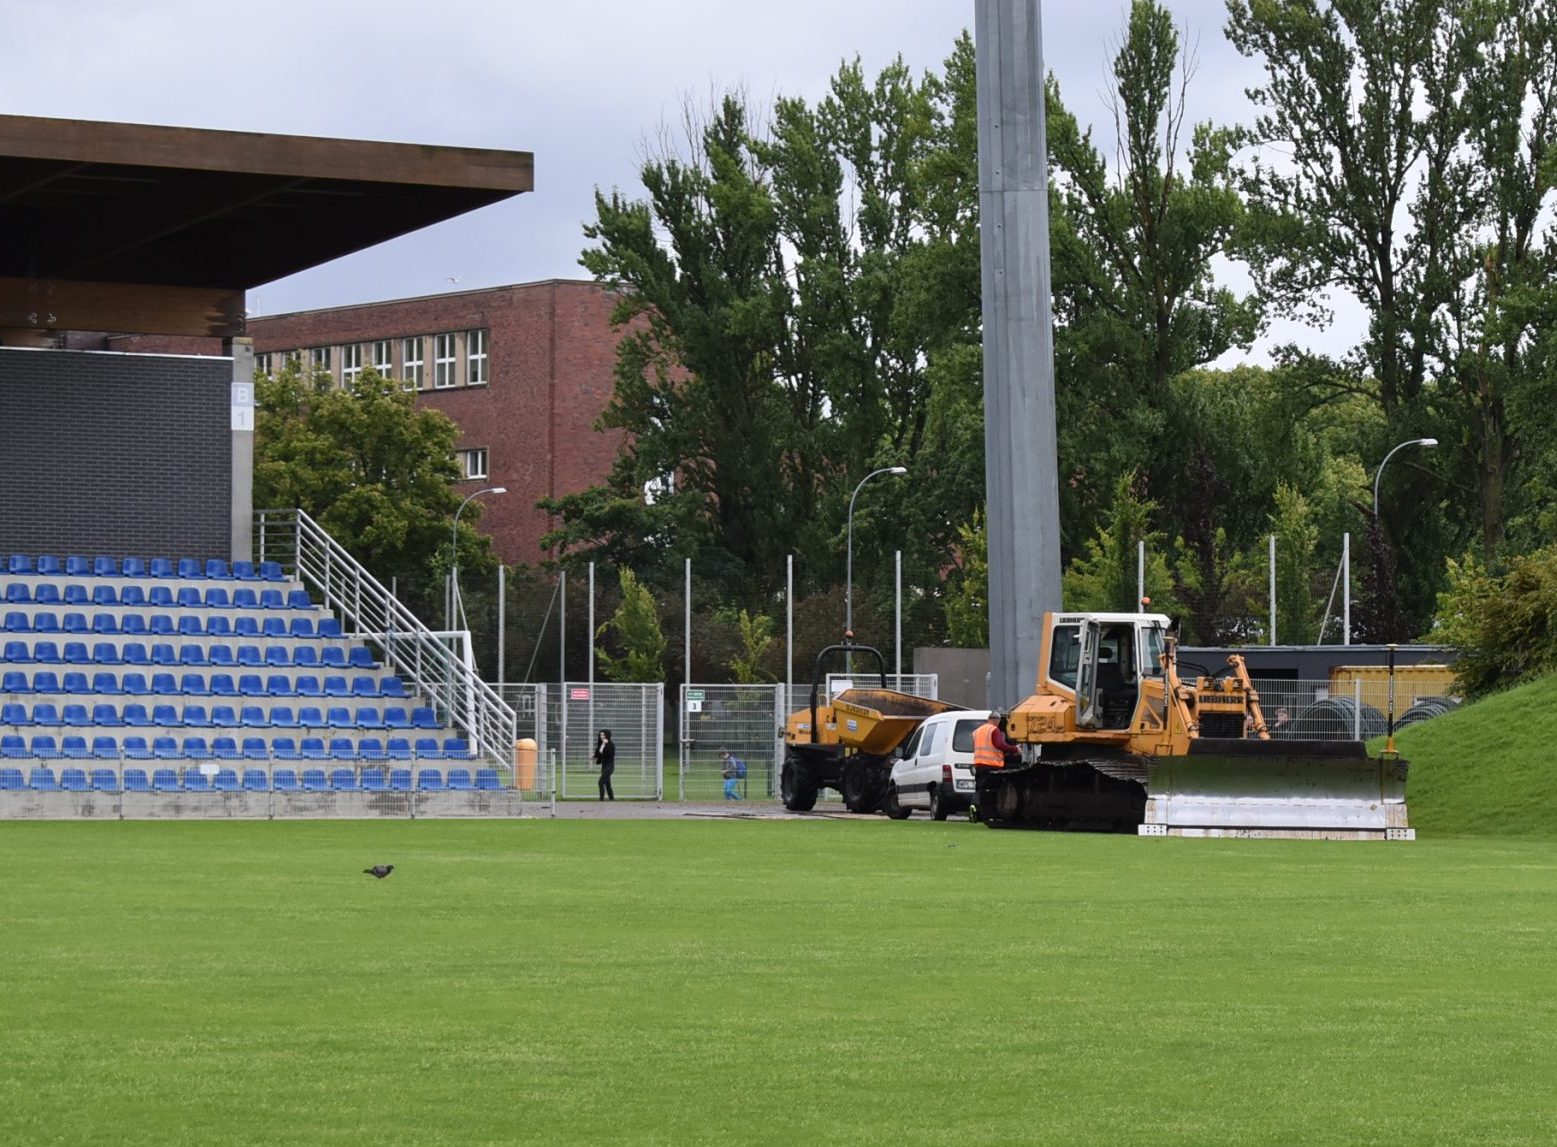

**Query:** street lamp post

left=845, top=466, right=908, bottom=646
left=1372, top=438, right=1437, bottom=520
left=449, top=485, right=507, bottom=630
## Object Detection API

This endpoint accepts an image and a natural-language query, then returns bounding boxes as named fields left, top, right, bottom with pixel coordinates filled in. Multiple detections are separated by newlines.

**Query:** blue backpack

left=734, top=758, right=747, bottom=779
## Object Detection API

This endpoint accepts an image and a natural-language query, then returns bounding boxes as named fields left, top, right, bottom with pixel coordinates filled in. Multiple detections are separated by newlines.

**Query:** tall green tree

left=595, top=568, right=667, bottom=683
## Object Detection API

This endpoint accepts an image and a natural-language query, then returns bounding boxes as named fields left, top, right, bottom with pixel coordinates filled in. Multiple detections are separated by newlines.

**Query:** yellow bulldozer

left=983, top=611, right=1414, bottom=839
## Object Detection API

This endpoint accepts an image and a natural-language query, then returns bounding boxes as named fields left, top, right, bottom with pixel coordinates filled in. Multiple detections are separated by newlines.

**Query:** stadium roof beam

left=0, top=114, right=534, bottom=340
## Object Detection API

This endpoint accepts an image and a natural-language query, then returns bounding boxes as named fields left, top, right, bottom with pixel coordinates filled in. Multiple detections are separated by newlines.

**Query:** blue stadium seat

left=318, top=618, right=343, bottom=639
left=287, top=590, right=314, bottom=610
left=32, top=673, right=59, bottom=696
left=121, top=556, right=148, bottom=578
left=122, top=737, right=151, bottom=760
left=386, top=737, right=412, bottom=761
left=94, top=556, right=118, bottom=577
left=92, top=641, right=122, bottom=665
left=3, top=611, right=29, bottom=633
left=64, top=585, right=89, bottom=606
left=181, top=646, right=209, bottom=669
left=327, top=706, right=353, bottom=728
left=91, top=614, right=119, bottom=635
left=178, top=616, right=203, bottom=638
left=63, top=613, right=89, bottom=635
left=32, top=612, right=60, bottom=633
left=179, top=673, right=209, bottom=696
left=240, top=705, right=268, bottom=728
left=329, top=766, right=358, bottom=789
left=380, top=678, right=408, bottom=700
left=297, top=706, right=324, bottom=729
left=149, top=615, right=175, bottom=637
left=301, top=767, right=329, bottom=790
left=273, top=768, right=302, bottom=792
left=357, top=738, right=386, bottom=762
left=4, top=583, right=29, bottom=604
left=37, top=556, right=62, bottom=576
left=414, top=738, right=441, bottom=760
left=120, top=615, right=148, bottom=636
left=292, top=646, right=319, bottom=668
left=241, top=738, right=268, bottom=761
left=259, top=561, right=285, bottom=582
left=411, top=707, right=439, bottom=730
left=209, top=674, right=237, bottom=697
left=210, top=705, right=237, bottom=726
left=211, top=737, right=238, bottom=760
left=148, top=585, right=174, bottom=608
left=214, top=767, right=240, bottom=791
left=121, top=588, right=147, bottom=611
left=382, top=707, right=410, bottom=729
left=268, top=706, right=298, bottom=729
left=2, top=670, right=29, bottom=693
left=36, top=586, right=61, bottom=605
left=183, top=768, right=211, bottom=792
left=236, top=645, right=264, bottom=667
left=443, top=738, right=471, bottom=760
left=0, top=763, right=25, bottom=784
left=66, top=556, right=91, bottom=578
left=232, top=588, right=259, bottom=610
left=152, top=704, right=180, bottom=727
left=323, top=676, right=350, bottom=699
left=348, top=647, right=378, bottom=670
left=151, top=673, right=178, bottom=695
left=152, top=737, right=181, bottom=761
left=209, top=644, right=235, bottom=667
left=61, top=766, right=90, bottom=791
left=60, top=736, right=90, bottom=760
left=182, top=737, right=210, bottom=760
left=205, top=559, right=231, bottom=580
left=295, top=676, right=321, bottom=698
left=300, top=738, right=328, bottom=762
left=91, top=767, right=120, bottom=792
left=206, top=616, right=232, bottom=639
left=204, top=588, right=231, bottom=608
left=150, top=644, right=177, bottom=667
left=61, top=702, right=91, bottom=725
left=92, top=585, right=117, bottom=607
left=62, top=672, right=91, bottom=695
left=265, top=646, right=290, bottom=667
left=288, top=617, right=315, bottom=639
left=417, top=768, right=445, bottom=791
left=22, top=640, right=56, bottom=666
left=91, top=671, right=121, bottom=695
left=447, top=768, right=474, bottom=791
left=242, top=768, right=269, bottom=791
left=261, top=617, right=287, bottom=640
left=63, top=641, right=90, bottom=664
left=239, top=674, right=268, bottom=697
left=182, top=705, right=210, bottom=728
left=126, top=644, right=157, bottom=667
left=474, top=769, right=501, bottom=791
left=355, top=706, right=383, bottom=730
left=350, top=676, right=378, bottom=698
left=121, top=703, right=150, bottom=727
left=388, top=768, right=413, bottom=792
left=120, top=672, right=149, bottom=695
left=320, top=646, right=348, bottom=669
left=176, top=587, right=202, bottom=609
left=123, top=767, right=152, bottom=791
left=328, top=737, right=355, bottom=761
left=7, top=554, right=32, bottom=574
left=232, top=561, right=258, bottom=581
left=234, top=616, right=261, bottom=639
left=177, top=558, right=204, bottom=580
left=30, top=766, right=60, bottom=789
left=271, top=737, right=299, bottom=761
left=91, top=703, right=122, bottom=726
left=361, top=767, right=387, bottom=791
left=2, top=702, right=29, bottom=726
left=3, top=638, right=31, bottom=662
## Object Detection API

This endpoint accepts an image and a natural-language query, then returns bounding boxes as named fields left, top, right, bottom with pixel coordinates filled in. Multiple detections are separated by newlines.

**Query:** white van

left=884, top=709, right=993, bottom=820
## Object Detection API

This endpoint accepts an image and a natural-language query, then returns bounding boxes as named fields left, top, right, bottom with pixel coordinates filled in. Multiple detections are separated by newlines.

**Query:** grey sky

left=6, top=1, right=1338, bottom=352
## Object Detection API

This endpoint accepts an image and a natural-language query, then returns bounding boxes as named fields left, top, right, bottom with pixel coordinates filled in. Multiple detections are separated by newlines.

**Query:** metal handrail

left=251, top=509, right=517, bottom=766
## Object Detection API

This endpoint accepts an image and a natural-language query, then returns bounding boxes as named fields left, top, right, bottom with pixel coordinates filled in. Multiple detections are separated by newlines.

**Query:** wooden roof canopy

left=0, top=114, right=533, bottom=340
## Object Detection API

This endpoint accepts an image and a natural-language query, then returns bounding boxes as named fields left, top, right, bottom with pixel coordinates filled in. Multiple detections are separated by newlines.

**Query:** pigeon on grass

left=363, top=864, right=395, bottom=879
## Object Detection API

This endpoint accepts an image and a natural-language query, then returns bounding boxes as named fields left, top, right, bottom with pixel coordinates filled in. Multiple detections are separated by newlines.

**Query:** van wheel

left=780, top=756, right=817, bottom=812
left=885, top=785, right=912, bottom=820
left=930, top=789, right=950, bottom=821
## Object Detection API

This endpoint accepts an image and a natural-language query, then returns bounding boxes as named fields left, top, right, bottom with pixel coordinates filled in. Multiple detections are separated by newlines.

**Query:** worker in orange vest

left=971, top=710, right=1019, bottom=821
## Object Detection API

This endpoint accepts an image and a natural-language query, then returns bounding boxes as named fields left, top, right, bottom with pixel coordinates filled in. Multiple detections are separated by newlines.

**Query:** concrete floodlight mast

left=976, top=0, right=1063, bottom=709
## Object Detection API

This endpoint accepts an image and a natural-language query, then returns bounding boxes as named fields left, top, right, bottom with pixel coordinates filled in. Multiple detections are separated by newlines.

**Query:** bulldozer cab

left=1063, top=614, right=1166, bottom=730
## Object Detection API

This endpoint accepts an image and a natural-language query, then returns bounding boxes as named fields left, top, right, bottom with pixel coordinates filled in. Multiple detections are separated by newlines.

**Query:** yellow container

left=1328, top=665, right=1457, bottom=715
left=514, top=737, right=538, bottom=790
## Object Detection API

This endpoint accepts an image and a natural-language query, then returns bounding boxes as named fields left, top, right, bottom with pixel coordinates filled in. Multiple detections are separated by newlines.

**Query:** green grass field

left=3, top=681, right=1556, bottom=1145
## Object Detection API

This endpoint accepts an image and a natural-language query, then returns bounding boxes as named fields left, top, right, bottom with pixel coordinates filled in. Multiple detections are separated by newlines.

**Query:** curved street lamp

left=845, top=466, right=908, bottom=644
left=449, top=485, right=507, bottom=630
left=1372, top=438, right=1438, bottom=519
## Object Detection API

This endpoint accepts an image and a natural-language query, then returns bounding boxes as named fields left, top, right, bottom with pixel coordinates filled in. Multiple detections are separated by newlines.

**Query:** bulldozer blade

left=1141, top=738, right=1414, bottom=840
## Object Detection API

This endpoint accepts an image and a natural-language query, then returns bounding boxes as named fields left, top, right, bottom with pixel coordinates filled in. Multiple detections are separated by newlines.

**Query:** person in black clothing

left=593, top=730, right=616, bottom=800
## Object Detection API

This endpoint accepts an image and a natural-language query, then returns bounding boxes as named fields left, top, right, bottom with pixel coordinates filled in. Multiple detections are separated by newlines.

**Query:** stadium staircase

left=0, top=511, right=521, bottom=816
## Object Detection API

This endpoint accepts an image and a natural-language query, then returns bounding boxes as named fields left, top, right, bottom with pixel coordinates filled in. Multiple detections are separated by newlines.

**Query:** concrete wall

left=0, top=790, right=527, bottom=820
left=0, top=347, right=231, bottom=559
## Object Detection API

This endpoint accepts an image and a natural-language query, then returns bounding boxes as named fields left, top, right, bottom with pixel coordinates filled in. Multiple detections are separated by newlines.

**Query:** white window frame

left=372, top=340, right=393, bottom=378
left=466, top=328, right=488, bottom=385
left=255, top=353, right=272, bottom=376
left=340, top=343, right=363, bottom=385
left=403, top=337, right=424, bottom=389
left=434, top=333, right=458, bottom=389
left=460, top=447, right=489, bottom=481
left=309, top=347, right=332, bottom=381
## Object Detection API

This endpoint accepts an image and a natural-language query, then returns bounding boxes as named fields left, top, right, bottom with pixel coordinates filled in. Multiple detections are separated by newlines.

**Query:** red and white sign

left=569, top=687, right=591, bottom=701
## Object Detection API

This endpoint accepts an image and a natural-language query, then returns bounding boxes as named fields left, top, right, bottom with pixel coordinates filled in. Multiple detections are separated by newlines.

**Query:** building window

left=285, top=350, right=302, bottom=371
left=459, top=447, right=489, bottom=480
left=372, top=340, right=394, bottom=378
left=309, top=347, right=332, bottom=379
left=341, top=343, right=363, bottom=385
left=403, top=337, right=424, bottom=389
left=434, top=333, right=458, bottom=388
left=467, top=328, right=488, bottom=385
left=254, top=353, right=272, bottom=376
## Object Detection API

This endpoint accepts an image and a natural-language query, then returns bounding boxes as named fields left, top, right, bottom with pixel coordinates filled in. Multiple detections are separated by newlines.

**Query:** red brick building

left=245, top=279, right=625, bottom=567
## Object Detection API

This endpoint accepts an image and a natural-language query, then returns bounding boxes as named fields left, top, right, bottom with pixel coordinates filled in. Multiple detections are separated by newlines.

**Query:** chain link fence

left=535, top=682, right=664, bottom=800
left=678, top=684, right=784, bottom=802
left=1249, top=677, right=1460, bottom=741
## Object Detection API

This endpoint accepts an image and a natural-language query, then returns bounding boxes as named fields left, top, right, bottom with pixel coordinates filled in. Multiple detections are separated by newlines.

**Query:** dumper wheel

left=884, top=785, right=912, bottom=820
left=780, top=754, right=817, bottom=812
left=929, top=789, right=950, bottom=821
left=841, top=761, right=886, bottom=814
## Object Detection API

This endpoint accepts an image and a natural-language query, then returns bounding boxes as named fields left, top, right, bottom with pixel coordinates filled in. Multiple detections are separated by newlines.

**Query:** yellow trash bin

left=514, top=738, right=538, bottom=790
